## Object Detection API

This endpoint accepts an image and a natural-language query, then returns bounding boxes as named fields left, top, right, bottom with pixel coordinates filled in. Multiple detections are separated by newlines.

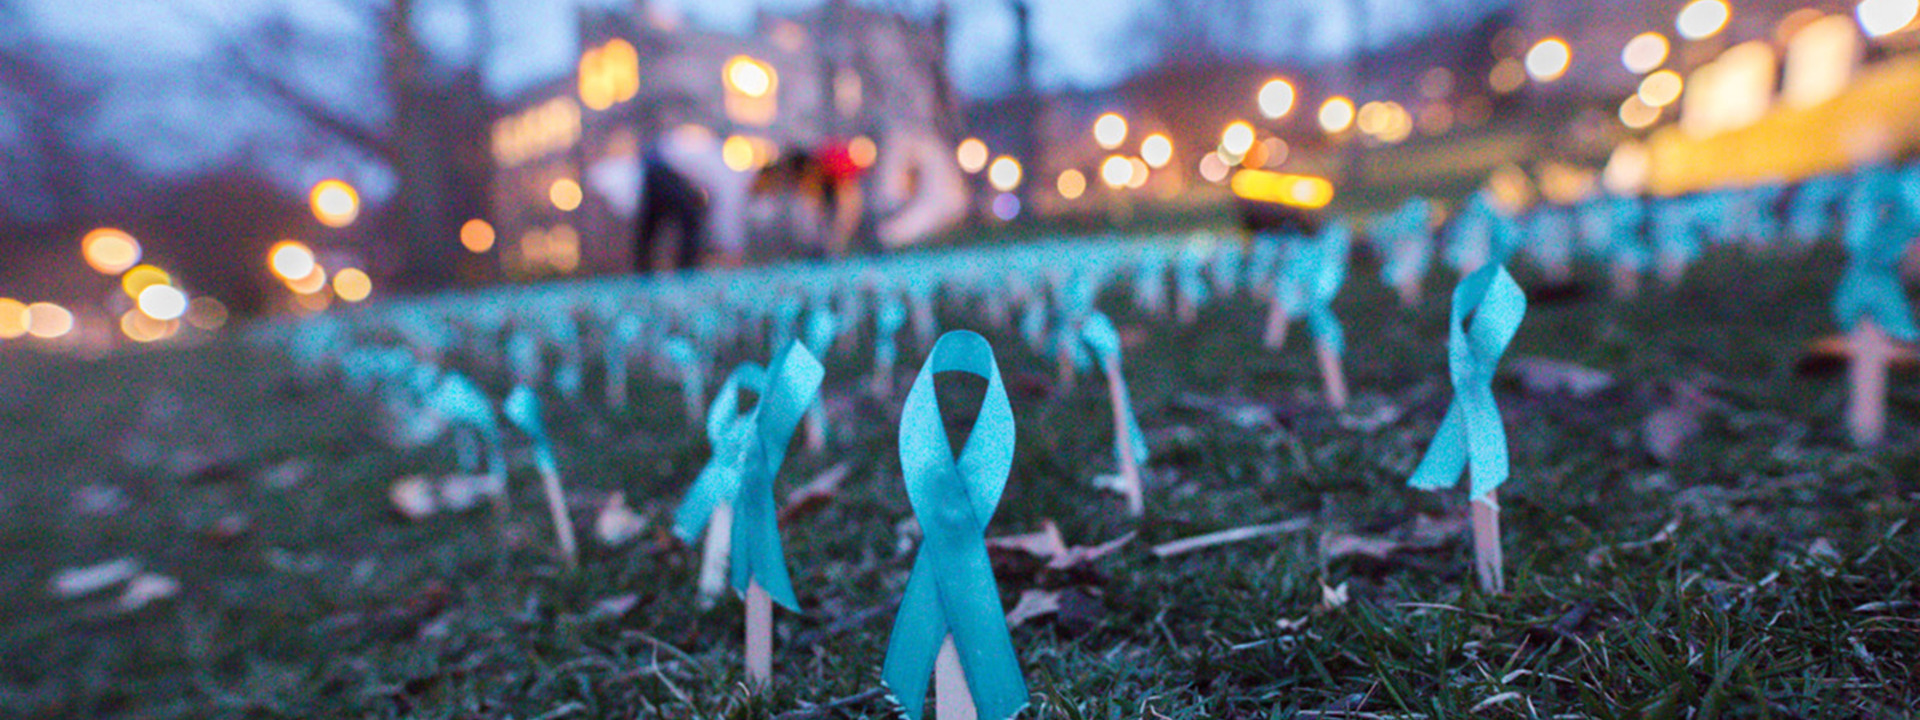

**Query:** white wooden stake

left=935, top=635, right=976, bottom=720
left=535, top=456, right=579, bottom=570
left=1609, top=262, right=1640, bottom=300
left=1471, top=491, right=1504, bottom=595
left=697, top=506, right=733, bottom=608
left=1103, top=358, right=1143, bottom=517
left=1394, top=275, right=1421, bottom=308
left=1315, top=340, right=1348, bottom=410
left=805, top=405, right=826, bottom=453
left=745, top=580, right=773, bottom=688
left=1262, top=305, right=1290, bottom=350
left=1848, top=318, right=1892, bottom=447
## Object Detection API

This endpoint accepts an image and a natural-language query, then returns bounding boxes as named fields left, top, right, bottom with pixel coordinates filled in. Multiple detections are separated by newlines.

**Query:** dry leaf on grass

left=1585, top=518, right=1680, bottom=568
left=50, top=558, right=142, bottom=599
left=778, top=462, right=853, bottom=526
left=594, top=492, right=647, bottom=547
left=117, top=573, right=180, bottom=612
left=1509, top=357, right=1614, bottom=399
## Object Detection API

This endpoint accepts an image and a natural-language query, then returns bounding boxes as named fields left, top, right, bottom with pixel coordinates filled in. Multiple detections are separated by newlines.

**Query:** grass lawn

left=1, top=236, right=1916, bottom=719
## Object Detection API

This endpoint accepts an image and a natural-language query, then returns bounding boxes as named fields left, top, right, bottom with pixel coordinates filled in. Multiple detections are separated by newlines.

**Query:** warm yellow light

left=1619, top=94, right=1662, bottom=129
left=1100, top=155, right=1133, bottom=189
left=579, top=39, right=640, bottom=111
left=987, top=156, right=1022, bottom=192
left=1622, top=32, right=1671, bottom=74
left=1526, top=38, right=1572, bottom=81
left=1125, top=157, right=1150, bottom=189
left=0, top=298, right=26, bottom=339
left=955, top=138, right=989, bottom=174
left=1230, top=170, right=1334, bottom=209
left=549, top=178, right=583, bottom=211
left=1489, top=58, right=1527, bottom=93
left=120, top=309, right=177, bottom=343
left=1220, top=121, right=1255, bottom=156
left=547, top=225, right=581, bottom=273
left=725, top=55, right=775, bottom=98
left=722, top=135, right=756, bottom=172
left=309, top=179, right=359, bottom=228
left=1198, top=152, right=1230, bottom=184
left=121, top=264, right=172, bottom=298
left=848, top=135, right=878, bottom=168
left=81, top=228, right=141, bottom=275
left=1057, top=169, right=1086, bottom=200
left=460, top=219, right=496, bottom=253
left=333, top=267, right=372, bottom=302
left=268, top=240, right=315, bottom=281
left=24, top=302, right=73, bottom=339
left=288, top=265, right=328, bottom=295
left=136, top=284, right=187, bottom=321
left=1257, top=78, right=1296, bottom=118
left=1317, top=97, right=1355, bottom=133
left=1093, top=113, right=1128, bottom=150
left=1858, top=0, right=1919, bottom=36
left=1140, top=133, right=1172, bottom=168
left=1678, top=0, right=1731, bottom=40
left=185, top=296, right=228, bottom=330
left=1638, top=70, right=1685, bottom=107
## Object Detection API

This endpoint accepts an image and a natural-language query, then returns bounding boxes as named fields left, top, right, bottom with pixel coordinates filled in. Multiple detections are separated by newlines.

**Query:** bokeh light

left=137, top=284, right=187, bottom=321
left=309, top=179, right=359, bottom=228
left=548, top=178, right=583, bottom=211
left=724, top=55, right=775, bottom=98
left=1125, top=157, right=1150, bottom=189
left=1101, top=155, right=1133, bottom=189
left=1622, top=32, right=1671, bottom=74
left=1140, top=133, right=1172, bottom=168
left=1220, top=121, right=1256, bottom=156
left=1057, top=169, right=1086, bottom=200
left=333, top=268, right=373, bottom=303
left=722, top=135, right=756, bottom=172
left=1858, top=0, right=1919, bottom=36
left=987, top=156, right=1022, bottom=192
left=185, top=297, right=228, bottom=330
left=1638, top=70, right=1685, bottom=107
left=1677, top=0, right=1731, bottom=40
left=956, top=138, right=989, bottom=174
left=24, top=302, right=73, bottom=339
left=1093, top=113, right=1128, bottom=150
left=120, top=310, right=177, bottom=343
left=268, top=241, right=315, bottom=281
left=121, top=264, right=172, bottom=298
left=1317, top=97, right=1355, bottom=133
left=460, top=219, right=496, bottom=253
left=1198, top=153, right=1230, bottom=184
left=0, top=298, right=26, bottom=339
left=1257, top=78, right=1296, bottom=119
left=1525, top=38, right=1572, bottom=81
left=288, top=265, right=328, bottom=295
left=81, top=228, right=141, bottom=275
left=848, top=135, right=878, bottom=168
left=1619, top=94, right=1662, bottom=129
left=1489, top=58, right=1527, bottom=93
left=991, top=193, right=1021, bottom=221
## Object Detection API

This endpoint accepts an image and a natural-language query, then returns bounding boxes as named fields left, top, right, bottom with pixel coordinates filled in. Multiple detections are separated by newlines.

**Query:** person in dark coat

left=634, top=141, right=707, bottom=272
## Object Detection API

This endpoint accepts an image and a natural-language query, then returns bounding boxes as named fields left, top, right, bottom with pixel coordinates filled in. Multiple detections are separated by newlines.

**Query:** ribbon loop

left=884, top=330, right=1026, bottom=720
left=671, top=362, right=768, bottom=543
left=727, top=342, right=824, bottom=611
left=1409, top=261, right=1527, bottom=500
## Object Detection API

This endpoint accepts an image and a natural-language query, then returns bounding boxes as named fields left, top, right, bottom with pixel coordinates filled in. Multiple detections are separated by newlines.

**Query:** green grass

left=1, top=239, right=1916, bottom=718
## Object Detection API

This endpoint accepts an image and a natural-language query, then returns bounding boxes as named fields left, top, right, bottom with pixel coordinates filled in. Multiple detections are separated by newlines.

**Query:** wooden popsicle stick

left=1103, top=358, right=1143, bottom=517
left=1395, top=275, right=1421, bottom=308
left=1657, top=256, right=1685, bottom=286
left=745, top=580, right=773, bottom=688
left=535, top=457, right=579, bottom=570
left=1056, top=342, right=1077, bottom=388
left=935, top=635, right=976, bottom=720
left=805, top=405, right=826, bottom=453
left=1176, top=290, right=1197, bottom=324
left=1847, top=318, right=1892, bottom=447
left=606, top=367, right=627, bottom=410
left=1609, top=262, right=1640, bottom=300
left=1316, top=340, right=1348, bottom=410
left=1262, top=305, right=1290, bottom=350
left=1471, top=491, right=1504, bottom=595
left=870, top=360, right=893, bottom=398
left=697, top=506, right=733, bottom=608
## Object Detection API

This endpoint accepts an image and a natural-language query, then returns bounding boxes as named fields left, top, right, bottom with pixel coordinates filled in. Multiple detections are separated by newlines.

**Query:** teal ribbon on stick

left=727, top=342, right=823, bottom=610
left=671, top=363, right=768, bottom=543
left=1406, top=261, right=1528, bottom=500
left=1835, top=168, right=1920, bottom=341
left=883, top=330, right=1026, bottom=720
left=1079, top=312, right=1149, bottom=467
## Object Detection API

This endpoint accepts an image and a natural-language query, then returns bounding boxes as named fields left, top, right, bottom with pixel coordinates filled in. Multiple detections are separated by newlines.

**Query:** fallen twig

left=1151, top=518, right=1313, bottom=558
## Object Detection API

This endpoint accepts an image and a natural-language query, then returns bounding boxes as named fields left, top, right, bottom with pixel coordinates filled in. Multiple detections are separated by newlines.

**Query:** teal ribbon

left=876, top=295, right=907, bottom=370
left=1274, top=223, right=1351, bottom=356
left=728, top=342, right=824, bottom=610
left=605, top=315, right=643, bottom=404
left=503, top=384, right=559, bottom=478
left=1374, top=198, right=1433, bottom=288
left=671, top=362, right=767, bottom=542
left=663, top=337, right=705, bottom=417
left=772, top=297, right=802, bottom=353
left=507, top=331, right=542, bottom=385
left=1407, top=260, right=1528, bottom=500
left=548, top=317, right=584, bottom=402
left=883, top=330, right=1026, bottom=720
left=1079, top=312, right=1149, bottom=467
left=1835, top=167, right=1920, bottom=341
left=427, top=371, right=505, bottom=482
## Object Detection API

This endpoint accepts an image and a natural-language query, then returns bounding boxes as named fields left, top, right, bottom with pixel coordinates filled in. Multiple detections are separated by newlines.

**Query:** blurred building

left=487, top=0, right=963, bottom=279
